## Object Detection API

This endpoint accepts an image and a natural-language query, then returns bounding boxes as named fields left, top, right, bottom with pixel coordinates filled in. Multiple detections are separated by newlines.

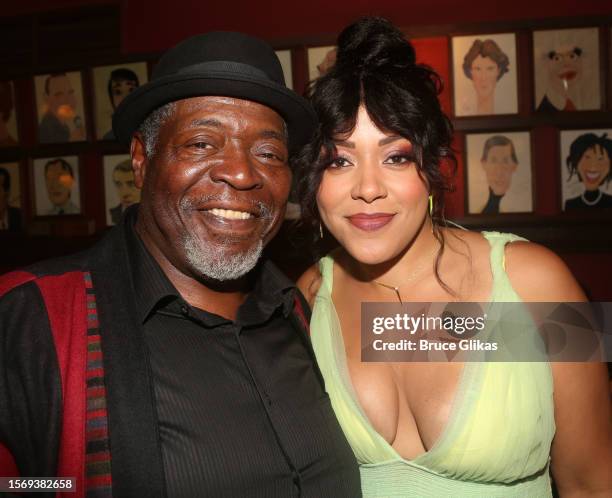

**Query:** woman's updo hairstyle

left=296, top=17, right=455, bottom=247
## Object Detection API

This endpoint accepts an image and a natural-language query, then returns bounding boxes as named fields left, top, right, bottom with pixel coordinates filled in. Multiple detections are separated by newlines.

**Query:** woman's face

left=578, top=145, right=610, bottom=191
left=316, top=106, right=429, bottom=265
left=470, top=55, right=500, bottom=99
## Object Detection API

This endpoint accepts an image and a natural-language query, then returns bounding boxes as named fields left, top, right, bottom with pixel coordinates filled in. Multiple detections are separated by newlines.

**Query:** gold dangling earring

left=429, top=194, right=434, bottom=234
left=319, top=221, right=324, bottom=239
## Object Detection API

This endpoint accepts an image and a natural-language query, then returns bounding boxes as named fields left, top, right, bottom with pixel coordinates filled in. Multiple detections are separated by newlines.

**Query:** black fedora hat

left=112, top=31, right=316, bottom=152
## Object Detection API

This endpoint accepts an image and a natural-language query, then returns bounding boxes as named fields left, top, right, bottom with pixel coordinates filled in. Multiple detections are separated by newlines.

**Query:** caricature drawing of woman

left=460, top=39, right=510, bottom=116
left=565, top=133, right=612, bottom=209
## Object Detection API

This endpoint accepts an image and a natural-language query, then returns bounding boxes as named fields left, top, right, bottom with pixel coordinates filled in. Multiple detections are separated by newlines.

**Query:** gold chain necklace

left=372, top=248, right=438, bottom=304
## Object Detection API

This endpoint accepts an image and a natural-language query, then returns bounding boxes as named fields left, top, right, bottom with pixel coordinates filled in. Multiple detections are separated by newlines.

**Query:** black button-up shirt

left=126, top=226, right=361, bottom=497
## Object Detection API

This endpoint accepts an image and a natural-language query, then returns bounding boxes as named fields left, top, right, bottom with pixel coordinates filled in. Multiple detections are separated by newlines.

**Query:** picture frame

left=92, top=62, right=149, bottom=141
left=533, top=27, right=601, bottom=112
left=0, top=81, right=19, bottom=147
left=0, top=161, right=23, bottom=231
left=103, top=154, right=140, bottom=226
left=307, top=45, right=337, bottom=82
left=275, top=50, right=294, bottom=90
left=451, top=32, right=519, bottom=117
left=465, top=130, right=534, bottom=215
left=32, top=156, right=82, bottom=217
left=34, top=72, right=88, bottom=144
left=559, top=128, right=612, bottom=210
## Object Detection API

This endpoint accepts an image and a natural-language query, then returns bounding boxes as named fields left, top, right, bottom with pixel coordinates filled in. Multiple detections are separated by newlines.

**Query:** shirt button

left=180, top=304, right=189, bottom=316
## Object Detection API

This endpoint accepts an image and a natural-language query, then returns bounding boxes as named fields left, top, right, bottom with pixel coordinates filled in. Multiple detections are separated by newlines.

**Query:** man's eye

left=260, top=152, right=284, bottom=161
left=189, top=142, right=211, bottom=149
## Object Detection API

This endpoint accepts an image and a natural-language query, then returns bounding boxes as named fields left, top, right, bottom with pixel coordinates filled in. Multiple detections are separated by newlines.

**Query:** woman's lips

left=346, top=213, right=395, bottom=231
left=560, top=70, right=577, bottom=80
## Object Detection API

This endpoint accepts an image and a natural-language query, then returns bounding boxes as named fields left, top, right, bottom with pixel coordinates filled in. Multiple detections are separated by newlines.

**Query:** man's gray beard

left=183, top=235, right=263, bottom=281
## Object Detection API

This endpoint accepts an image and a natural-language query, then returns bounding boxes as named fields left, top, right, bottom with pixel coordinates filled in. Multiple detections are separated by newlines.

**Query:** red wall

left=2, top=0, right=611, bottom=298
left=4, top=1, right=612, bottom=51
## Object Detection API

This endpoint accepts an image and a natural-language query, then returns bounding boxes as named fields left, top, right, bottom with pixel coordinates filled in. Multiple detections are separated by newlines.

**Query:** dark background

left=1, top=0, right=611, bottom=298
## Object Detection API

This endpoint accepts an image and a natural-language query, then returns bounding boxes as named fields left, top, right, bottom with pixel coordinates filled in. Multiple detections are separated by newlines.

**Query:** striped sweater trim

left=84, top=272, right=113, bottom=498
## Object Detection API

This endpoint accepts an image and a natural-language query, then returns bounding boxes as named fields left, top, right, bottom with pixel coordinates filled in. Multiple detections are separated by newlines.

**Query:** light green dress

left=310, top=232, right=556, bottom=497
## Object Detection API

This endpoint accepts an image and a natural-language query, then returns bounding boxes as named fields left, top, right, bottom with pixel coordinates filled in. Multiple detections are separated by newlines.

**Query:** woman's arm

left=505, top=241, right=612, bottom=497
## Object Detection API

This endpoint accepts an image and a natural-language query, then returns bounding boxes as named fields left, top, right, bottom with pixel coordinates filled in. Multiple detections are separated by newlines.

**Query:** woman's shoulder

left=441, top=227, right=585, bottom=301
left=502, top=239, right=586, bottom=301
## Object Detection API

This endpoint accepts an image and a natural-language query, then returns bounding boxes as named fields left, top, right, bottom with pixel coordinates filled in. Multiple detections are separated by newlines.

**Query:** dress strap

left=481, top=231, right=527, bottom=301
left=318, top=255, right=335, bottom=294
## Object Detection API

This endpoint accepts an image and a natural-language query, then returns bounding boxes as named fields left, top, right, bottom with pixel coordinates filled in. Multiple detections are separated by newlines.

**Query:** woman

left=296, top=18, right=611, bottom=497
left=564, top=132, right=612, bottom=209
left=461, top=38, right=509, bottom=115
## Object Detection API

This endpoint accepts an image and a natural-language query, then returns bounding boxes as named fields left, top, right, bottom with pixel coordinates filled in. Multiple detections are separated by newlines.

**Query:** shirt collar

left=123, top=205, right=296, bottom=325
left=124, top=207, right=180, bottom=323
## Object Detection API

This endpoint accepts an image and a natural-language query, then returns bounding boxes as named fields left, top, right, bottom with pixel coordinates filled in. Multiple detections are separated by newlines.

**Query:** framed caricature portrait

left=275, top=50, right=294, bottom=90
left=0, top=162, right=23, bottom=231
left=0, top=81, right=19, bottom=147
left=465, top=131, right=533, bottom=214
left=103, top=154, right=140, bottom=225
left=560, top=129, right=612, bottom=210
left=452, top=33, right=518, bottom=117
left=533, top=28, right=601, bottom=112
left=93, top=62, right=148, bottom=140
left=307, top=45, right=337, bottom=81
left=33, top=156, right=81, bottom=217
left=34, top=72, right=87, bottom=144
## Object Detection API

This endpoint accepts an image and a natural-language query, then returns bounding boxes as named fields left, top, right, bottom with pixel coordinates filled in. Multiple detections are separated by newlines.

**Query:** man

left=108, top=158, right=140, bottom=224
left=102, top=68, right=140, bottom=140
left=38, top=73, right=85, bottom=143
left=480, top=135, right=519, bottom=214
left=0, top=167, right=21, bottom=231
left=44, top=158, right=80, bottom=215
left=0, top=81, right=18, bottom=147
left=0, top=32, right=360, bottom=498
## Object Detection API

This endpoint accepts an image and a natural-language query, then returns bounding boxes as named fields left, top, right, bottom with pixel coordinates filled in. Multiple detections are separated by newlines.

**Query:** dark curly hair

left=295, top=17, right=456, bottom=290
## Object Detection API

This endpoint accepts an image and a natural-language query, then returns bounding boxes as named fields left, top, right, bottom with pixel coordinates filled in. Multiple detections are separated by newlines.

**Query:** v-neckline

left=323, top=255, right=482, bottom=465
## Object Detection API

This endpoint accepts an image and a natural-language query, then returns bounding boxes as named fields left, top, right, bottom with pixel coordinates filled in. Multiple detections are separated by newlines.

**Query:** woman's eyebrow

left=379, top=135, right=403, bottom=146
left=334, top=136, right=406, bottom=148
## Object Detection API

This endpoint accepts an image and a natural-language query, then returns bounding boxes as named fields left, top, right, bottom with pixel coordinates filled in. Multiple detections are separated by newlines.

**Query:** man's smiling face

left=133, top=96, right=291, bottom=281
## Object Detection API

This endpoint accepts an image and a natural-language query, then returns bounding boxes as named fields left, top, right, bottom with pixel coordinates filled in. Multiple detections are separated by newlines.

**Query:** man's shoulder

left=0, top=251, right=92, bottom=297
left=1, top=221, right=131, bottom=300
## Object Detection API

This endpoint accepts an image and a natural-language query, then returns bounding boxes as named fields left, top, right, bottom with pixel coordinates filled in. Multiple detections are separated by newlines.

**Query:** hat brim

left=112, top=71, right=316, bottom=153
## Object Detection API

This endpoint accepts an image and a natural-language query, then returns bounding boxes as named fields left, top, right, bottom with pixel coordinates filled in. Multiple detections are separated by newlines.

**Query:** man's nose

left=350, top=161, right=386, bottom=203
left=208, top=144, right=264, bottom=190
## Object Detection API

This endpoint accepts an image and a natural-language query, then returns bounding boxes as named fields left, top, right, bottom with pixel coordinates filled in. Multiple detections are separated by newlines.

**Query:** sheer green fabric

left=310, top=232, right=555, bottom=497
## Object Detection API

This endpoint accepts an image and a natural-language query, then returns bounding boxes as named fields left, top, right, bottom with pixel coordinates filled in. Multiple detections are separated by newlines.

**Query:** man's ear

left=131, top=133, right=148, bottom=189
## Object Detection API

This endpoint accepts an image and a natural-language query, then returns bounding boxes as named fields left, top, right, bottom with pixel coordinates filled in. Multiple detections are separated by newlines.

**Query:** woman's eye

left=329, top=157, right=351, bottom=168
left=384, top=155, right=413, bottom=165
